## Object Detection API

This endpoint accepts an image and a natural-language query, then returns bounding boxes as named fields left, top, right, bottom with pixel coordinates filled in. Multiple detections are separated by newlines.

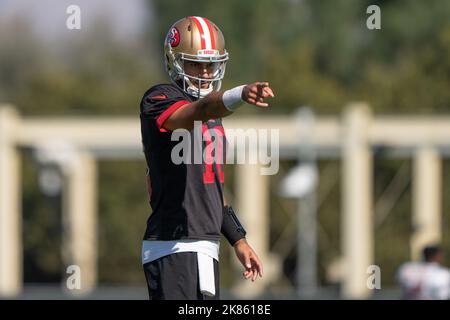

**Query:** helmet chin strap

left=184, top=76, right=213, bottom=98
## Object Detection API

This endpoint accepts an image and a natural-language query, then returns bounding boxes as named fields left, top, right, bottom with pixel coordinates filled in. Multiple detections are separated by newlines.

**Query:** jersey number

left=202, top=124, right=225, bottom=184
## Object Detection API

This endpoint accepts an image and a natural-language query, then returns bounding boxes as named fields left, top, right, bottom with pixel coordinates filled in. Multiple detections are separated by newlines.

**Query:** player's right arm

left=162, top=82, right=275, bottom=131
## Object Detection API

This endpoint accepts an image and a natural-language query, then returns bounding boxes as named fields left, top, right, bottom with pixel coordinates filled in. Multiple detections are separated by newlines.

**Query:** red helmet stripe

left=204, top=18, right=216, bottom=49
left=190, top=16, right=206, bottom=49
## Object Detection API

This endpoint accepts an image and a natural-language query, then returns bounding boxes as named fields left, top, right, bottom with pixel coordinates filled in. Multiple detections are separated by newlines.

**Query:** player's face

left=184, top=61, right=220, bottom=89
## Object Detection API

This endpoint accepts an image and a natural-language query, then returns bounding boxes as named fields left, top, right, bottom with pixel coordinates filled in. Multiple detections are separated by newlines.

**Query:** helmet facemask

left=165, top=45, right=228, bottom=98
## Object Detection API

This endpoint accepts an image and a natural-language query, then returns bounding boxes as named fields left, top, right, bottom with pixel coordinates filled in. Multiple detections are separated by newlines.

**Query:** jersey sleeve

left=140, top=84, right=191, bottom=132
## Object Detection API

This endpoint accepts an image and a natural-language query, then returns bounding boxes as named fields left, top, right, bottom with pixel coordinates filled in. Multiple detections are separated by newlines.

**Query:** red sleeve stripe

left=156, top=100, right=190, bottom=132
left=148, top=94, right=167, bottom=101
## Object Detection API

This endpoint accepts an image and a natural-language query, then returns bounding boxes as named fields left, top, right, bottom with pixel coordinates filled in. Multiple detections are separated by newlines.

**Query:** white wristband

left=222, top=85, right=245, bottom=112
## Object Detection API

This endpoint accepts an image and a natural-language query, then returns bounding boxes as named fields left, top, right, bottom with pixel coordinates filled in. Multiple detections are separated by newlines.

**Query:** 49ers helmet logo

left=167, top=27, right=180, bottom=47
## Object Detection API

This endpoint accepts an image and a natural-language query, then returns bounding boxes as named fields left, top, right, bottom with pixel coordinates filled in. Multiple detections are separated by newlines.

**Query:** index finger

left=263, top=87, right=275, bottom=98
left=251, top=256, right=264, bottom=277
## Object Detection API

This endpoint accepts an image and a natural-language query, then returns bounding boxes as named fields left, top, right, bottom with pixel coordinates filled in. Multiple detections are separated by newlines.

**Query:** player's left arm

left=222, top=193, right=263, bottom=281
left=234, top=238, right=264, bottom=282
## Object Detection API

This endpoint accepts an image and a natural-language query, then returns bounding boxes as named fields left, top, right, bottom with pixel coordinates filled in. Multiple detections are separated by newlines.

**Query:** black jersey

left=140, top=84, right=226, bottom=241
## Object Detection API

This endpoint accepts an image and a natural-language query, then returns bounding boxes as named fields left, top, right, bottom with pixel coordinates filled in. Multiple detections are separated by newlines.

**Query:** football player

left=396, top=245, right=450, bottom=300
left=140, top=16, right=274, bottom=300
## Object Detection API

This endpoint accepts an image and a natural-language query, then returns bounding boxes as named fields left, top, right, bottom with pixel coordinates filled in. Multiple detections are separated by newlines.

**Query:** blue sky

left=0, top=0, right=151, bottom=42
